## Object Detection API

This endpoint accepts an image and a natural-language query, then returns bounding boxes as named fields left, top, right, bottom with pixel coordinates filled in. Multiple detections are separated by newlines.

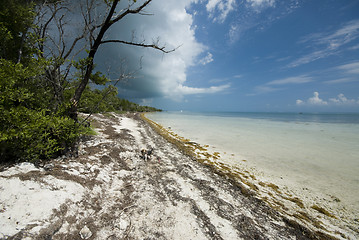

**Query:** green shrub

left=0, top=2, right=94, bottom=164
left=0, top=59, right=91, bottom=163
left=0, top=107, right=88, bottom=163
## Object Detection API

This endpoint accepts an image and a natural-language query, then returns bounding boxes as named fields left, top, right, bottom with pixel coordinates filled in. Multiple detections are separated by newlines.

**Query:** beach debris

left=140, top=148, right=154, bottom=161
left=43, top=163, right=54, bottom=171
left=79, top=225, right=92, bottom=239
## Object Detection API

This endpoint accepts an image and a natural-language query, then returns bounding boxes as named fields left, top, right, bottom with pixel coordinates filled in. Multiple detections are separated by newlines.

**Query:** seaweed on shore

left=140, top=113, right=256, bottom=196
left=311, top=205, right=337, bottom=219
left=141, top=113, right=345, bottom=240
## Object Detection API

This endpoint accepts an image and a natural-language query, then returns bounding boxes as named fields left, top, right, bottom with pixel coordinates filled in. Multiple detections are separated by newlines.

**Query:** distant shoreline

left=147, top=111, right=359, bottom=124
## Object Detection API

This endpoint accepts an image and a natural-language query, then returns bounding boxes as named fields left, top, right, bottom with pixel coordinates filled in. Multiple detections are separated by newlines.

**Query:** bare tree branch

left=100, top=39, right=177, bottom=53
left=69, top=0, right=121, bottom=119
left=34, top=0, right=176, bottom=121
left=109, top=0, right=152, bottom=26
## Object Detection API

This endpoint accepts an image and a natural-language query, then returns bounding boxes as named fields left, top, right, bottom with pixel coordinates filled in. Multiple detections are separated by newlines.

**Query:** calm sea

left=147, top=111, right=359, bottom=221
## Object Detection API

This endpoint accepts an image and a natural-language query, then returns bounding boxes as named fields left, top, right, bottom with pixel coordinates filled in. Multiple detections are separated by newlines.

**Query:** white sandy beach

left=0, top=113, right=354, bottom=239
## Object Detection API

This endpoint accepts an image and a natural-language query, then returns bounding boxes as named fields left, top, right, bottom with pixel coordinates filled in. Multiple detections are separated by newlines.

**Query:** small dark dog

left=141, top=148, right=153, bottom=161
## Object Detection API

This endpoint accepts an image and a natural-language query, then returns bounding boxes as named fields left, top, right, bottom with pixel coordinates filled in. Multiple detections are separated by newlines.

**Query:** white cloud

left=296, top=99, right=304, bottom=105
left=176, top=84, right=231, bottom=95
left=250, top=75, right=312, bottom=95
left=308, top=92, right=328, bottom=105
left=227, top=0, right=300, bottom=44
left=296, top=92, right=359, bottom=106
left=100, top=0, right=229, bottom=101
left=287, top=49, right=331, bottom=68
left=206, top=0, right=222, bottom=11
left=228, top=24, right=240, bottom=43
left=199, top=52, right=214, bottom=65
left=206, top=0, right=236, bottom=22
left=324, top=78, right=355, bottom=84
left=329, top=93, right=358, bottom=105
left=337, top=61, right=359, bottom=74
left=247, top=0, right=275, bottom=9
left=268, top=75, right=313, bottom=85
left=349, top=44, right=359, bottom=50
left=248, top=85, right=281, bottom=96
left=289, top=20, right=359, bottom=68
left=323, top=61, right=359, bottom=84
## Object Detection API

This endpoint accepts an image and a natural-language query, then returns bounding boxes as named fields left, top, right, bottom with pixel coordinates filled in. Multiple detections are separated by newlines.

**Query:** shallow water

left=147, top=111, right=359, bottom=218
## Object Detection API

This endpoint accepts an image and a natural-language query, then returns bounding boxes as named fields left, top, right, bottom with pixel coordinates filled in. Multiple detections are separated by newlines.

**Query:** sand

left=0, top=112, right=352, bottom=239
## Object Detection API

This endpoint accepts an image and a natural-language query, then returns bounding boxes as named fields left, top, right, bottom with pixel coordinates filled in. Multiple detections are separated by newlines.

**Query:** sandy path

left=0, top=113, right=337, bottom=239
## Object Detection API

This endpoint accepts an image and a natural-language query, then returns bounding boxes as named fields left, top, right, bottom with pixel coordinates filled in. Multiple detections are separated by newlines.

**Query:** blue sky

left=100, top=0, right=359, bottom=112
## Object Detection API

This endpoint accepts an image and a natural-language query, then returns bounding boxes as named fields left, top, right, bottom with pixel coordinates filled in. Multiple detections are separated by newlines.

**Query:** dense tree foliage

left=78, top=85, right=161, bottom=113
left=0, top=0, right=36, bottom=63
left=0, top=0, right=161, bottom=163
left=0, top=1, right=86, bottom=162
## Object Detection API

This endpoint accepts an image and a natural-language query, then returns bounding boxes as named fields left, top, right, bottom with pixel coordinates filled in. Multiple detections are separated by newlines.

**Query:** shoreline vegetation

left=1, top=112, right=352, bottom=239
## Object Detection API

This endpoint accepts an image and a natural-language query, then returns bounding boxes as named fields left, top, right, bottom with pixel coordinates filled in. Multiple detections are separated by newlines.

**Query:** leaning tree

left=35, top=0, right=174, bottom=120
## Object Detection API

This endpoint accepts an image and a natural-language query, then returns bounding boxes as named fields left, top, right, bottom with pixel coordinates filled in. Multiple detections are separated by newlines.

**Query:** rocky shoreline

left=0, top=113, right=342, bottom=239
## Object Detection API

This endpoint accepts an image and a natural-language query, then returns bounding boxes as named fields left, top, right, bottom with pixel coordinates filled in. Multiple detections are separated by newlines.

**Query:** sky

left=96, top=0, right=359, bottom=112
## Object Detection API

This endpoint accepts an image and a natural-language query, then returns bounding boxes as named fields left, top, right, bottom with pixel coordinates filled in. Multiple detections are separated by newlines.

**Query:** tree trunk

left=69, top=0, right=119, bottom=121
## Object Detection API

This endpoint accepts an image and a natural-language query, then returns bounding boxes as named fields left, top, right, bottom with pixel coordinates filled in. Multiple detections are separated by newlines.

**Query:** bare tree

left=69, top=0, right=176, bottom=120
left=34, top=0, right=89, bottom=111
left=34, top=0, right=174, bottom=119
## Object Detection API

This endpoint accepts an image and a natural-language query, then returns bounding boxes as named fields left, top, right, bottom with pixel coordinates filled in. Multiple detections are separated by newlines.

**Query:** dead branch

left=110, top=0, right=152, bottom=26
left=100, top=39, right=176, bottom=53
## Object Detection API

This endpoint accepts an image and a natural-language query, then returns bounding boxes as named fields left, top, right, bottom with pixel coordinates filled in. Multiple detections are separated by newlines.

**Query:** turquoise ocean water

left=147, top=111, right=359, bottom=224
